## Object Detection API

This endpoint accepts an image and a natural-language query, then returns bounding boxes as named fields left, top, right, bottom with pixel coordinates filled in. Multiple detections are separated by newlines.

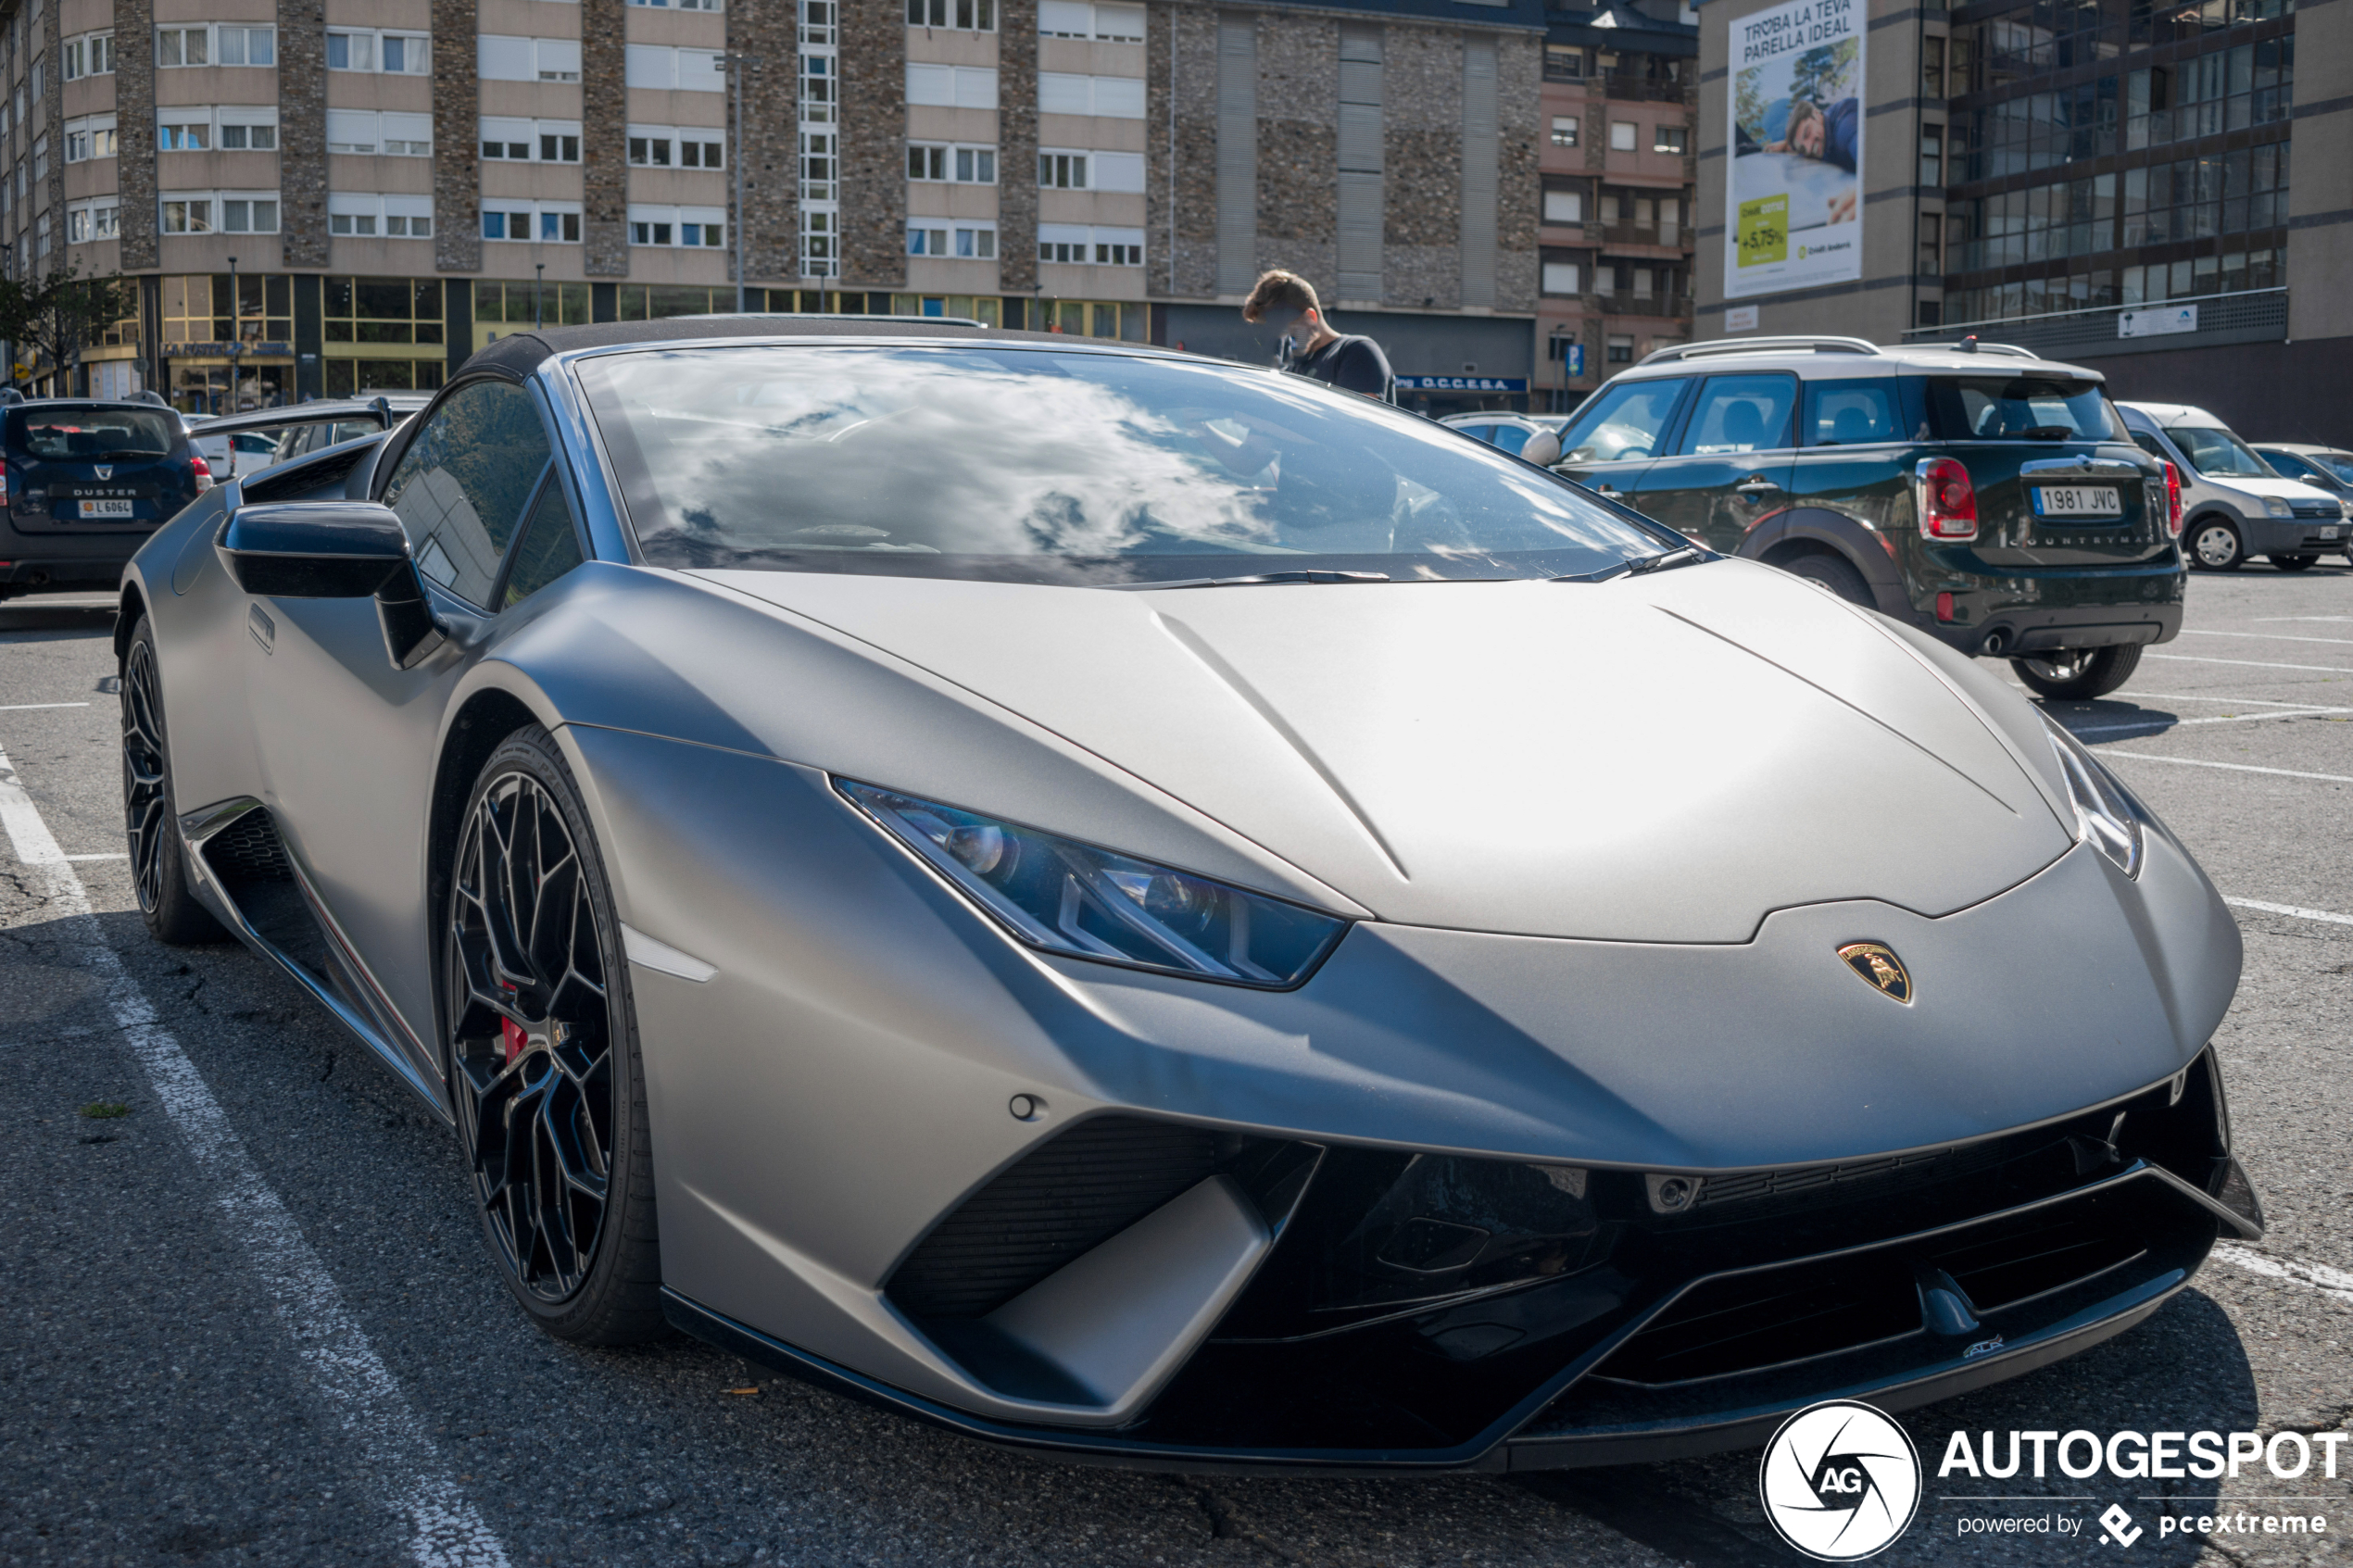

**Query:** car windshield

left=578, top=345, right=1672, bottom=584
left=1933, top=377, right=2114, bottom=442
left=2170, top=425, right=2276, bottom=478
left=1555, top=378, right=1688, bottom=463
left=8, top=407, right=179, bottom=461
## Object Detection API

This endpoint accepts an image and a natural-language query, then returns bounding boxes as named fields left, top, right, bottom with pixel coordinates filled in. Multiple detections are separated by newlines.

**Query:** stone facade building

left=4, top=0, right=1555, bottom=414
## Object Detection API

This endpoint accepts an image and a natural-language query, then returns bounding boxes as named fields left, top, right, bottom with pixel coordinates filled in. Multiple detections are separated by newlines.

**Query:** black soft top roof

left=460, top=315, right=1125, bottom=380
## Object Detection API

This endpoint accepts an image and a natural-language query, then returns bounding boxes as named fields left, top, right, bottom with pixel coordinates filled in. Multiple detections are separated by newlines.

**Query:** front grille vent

left=2293, top=502, right=2337, bottom=519
left=1692, top=1140, right=2008, bottom=1212
left=887, top=1116, right=1225, bottom=1321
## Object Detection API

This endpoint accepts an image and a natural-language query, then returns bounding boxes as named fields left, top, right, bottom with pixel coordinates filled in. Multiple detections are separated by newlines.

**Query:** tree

left=0, top=266, right=132, bottom=393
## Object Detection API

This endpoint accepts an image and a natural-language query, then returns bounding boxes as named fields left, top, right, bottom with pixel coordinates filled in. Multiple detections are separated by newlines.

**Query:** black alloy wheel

left=2271, top=553, right=2318, bottom=572
left=2188, top=519, right=2244, bottom=571
left=120, top=619, right=227, bottom=945
left=2011, top=643, right=2144, bottom=701
left=447, top=726, right=663, bottom=1343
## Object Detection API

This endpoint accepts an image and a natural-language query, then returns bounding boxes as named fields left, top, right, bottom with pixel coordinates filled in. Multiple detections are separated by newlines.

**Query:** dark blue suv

left=0, top=398, right=210, bottom=599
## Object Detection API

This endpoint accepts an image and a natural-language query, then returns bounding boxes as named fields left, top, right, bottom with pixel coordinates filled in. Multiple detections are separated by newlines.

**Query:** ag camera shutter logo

left=1759, top=1400, right=1923, bottom=1560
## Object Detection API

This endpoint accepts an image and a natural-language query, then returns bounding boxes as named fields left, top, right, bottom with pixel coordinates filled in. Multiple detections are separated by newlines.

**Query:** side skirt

left=179, top=797, right=452, bottom=1123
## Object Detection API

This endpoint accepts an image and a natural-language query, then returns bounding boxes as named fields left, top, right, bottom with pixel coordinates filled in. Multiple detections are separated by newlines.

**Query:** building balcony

left=1598, top=220, right=1689, bottom=249
left=1602, top=74, right=1692, bottom=104
left=1590, top=291, right=1695, bottom=318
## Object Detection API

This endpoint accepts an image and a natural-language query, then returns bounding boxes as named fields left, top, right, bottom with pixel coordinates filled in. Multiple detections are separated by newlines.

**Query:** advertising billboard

left=1726, top=0, right=1864, bottom=299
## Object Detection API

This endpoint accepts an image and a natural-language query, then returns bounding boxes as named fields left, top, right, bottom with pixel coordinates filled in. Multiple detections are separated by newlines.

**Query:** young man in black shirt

left=1241, top=270, right=1395, bottom=402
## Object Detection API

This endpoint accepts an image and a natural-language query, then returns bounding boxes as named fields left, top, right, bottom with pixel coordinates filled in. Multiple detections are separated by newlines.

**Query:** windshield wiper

left=1552, top=546, right=1706, bottom=583
left=1110, top=570, right=1392, bottom=591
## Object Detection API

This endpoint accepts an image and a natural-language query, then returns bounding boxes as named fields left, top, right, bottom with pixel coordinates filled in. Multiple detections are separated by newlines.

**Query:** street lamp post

left=226, top=256, right=241, bottom=415
left=535, top=262, right=545, bottom=330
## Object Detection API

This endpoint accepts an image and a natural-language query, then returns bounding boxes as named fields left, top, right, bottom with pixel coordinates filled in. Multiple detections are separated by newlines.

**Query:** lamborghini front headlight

left=2040, top=712, right=2144, bottom=877
left=838, top=781, right=1349, bottom=987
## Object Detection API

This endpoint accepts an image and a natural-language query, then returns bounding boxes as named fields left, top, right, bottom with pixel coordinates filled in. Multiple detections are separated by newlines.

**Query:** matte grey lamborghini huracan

left=120, top=320, right=2261, bottom=1470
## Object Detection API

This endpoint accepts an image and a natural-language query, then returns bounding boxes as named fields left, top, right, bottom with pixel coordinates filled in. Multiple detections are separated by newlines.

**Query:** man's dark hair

left=1242, top=270, right=1321, bottom=322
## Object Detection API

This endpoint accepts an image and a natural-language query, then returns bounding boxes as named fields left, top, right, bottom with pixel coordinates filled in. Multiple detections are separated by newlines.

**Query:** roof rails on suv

left=1638, top=335, right=1881, bottom=366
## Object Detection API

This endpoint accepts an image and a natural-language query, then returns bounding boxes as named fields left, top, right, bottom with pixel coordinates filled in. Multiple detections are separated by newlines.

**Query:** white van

left=2116, top=402, right=2348, bottom=571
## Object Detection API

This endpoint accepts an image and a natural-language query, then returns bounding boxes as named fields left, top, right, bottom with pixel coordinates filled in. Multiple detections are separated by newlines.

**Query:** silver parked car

left=2250, top=444, right=2353, bottom=568
left=1437, top=411, right=1561, bottom=458
left=2117, top=401, right=2348, bottom=571
left=119, top=318, right=2259, bottom=1472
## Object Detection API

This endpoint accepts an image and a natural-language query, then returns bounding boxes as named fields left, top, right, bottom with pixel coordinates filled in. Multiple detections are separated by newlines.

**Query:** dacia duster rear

left=1541, top=337, right=2181, bottom=701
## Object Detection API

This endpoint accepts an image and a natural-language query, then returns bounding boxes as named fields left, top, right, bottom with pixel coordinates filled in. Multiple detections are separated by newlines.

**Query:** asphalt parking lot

left=2, top=564, right=2348, bottom=1568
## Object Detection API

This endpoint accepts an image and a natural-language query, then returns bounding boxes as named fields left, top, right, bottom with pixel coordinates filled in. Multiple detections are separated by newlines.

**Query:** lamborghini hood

left=693, top=561, right=2079, bottom=943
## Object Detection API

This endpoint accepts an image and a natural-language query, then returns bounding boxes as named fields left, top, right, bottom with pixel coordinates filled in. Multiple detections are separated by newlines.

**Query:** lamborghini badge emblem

left=1838, top=942, right=1912, bottom=1004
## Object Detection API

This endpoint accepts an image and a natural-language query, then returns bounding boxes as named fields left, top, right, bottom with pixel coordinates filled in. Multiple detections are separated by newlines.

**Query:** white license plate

left=77, top=498, right=134, bottom=519
left=2032, top=485, right=2122, bottom=518
left=2322, top=527, right=2343, bottom=540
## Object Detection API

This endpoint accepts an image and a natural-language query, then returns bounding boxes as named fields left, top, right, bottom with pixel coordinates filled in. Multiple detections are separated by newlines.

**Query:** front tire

left=120, top=618, right=229, bottom=946
left=445, top=725, right=664, bottom=1345
left=2271, top=553, right=2317, bottom=572
left=2188, top=518, right=2244, bottom=571
left=1779, top=551, right=1875, bottom=608
left=2011, top=644, right=2144, bottom=701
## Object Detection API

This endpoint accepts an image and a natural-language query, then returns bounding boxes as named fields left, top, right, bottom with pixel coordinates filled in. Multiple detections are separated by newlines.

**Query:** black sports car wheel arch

left=446, top=724, right=665, bottom=1344
left=120, top=618, right=229, bottom=945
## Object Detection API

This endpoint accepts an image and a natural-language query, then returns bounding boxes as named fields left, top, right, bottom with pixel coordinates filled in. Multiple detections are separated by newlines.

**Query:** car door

left=1549, top=375, right=1692, bottom=505
left=240, top=376, right=560, bottom=1087
left=1632, top=372, right=1799, bottom=552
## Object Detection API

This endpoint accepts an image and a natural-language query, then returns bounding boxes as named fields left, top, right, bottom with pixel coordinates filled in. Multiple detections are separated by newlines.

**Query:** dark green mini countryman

left=1530, top=336, right=2183, bottom=701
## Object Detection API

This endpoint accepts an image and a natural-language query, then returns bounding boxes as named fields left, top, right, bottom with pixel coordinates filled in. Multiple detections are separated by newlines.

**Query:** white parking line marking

left=2127, top=692, right=2353, bottom=709
left=2212, top=1243, right=2353, bottom=1305
left=2254, top=616, right=2353, bottom=623
left=2099, top=751, right=2353, bottom=784
left=2183, top=628, right=2353, bottom=646
left=2225, top=897, right=2353, bottom=928
left=2068, top=709, right=2342, bottom=738
left=2146, top=653, right=2353, bottom=674
left=0, top=744, right=510, bottom=1568
left=0, top=701, right=93, bottom=711
left=62, top=852, right=128, bottom=860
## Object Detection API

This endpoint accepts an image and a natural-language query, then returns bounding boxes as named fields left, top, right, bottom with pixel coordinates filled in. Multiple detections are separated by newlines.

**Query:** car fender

left=1740, top=505, right=1914, bottom=621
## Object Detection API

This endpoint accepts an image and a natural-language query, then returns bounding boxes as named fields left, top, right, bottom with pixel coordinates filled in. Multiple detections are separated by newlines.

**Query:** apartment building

left=4, top=0, right=1562, bottom=416
left=1691, top=0, right=2353, bottom=437
left=1534, top=0, right=1698, bottom=412
left=0, top=0, right=1554, bottom=413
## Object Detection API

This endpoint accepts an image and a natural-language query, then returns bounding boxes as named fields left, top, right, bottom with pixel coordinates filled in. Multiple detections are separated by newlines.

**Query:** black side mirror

left=215, top=501, right=447, bottom=670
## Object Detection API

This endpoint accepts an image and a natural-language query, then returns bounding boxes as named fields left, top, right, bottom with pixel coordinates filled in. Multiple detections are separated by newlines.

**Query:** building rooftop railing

left=1903, top=287, right=2287, bottom=361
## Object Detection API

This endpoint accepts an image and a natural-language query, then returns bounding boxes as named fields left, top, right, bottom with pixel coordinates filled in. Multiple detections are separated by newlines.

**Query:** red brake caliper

left=501, top=1015, right=527, bottom=1064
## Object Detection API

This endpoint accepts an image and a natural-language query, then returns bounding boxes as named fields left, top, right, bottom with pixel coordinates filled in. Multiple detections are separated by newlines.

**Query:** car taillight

left=2162, top=460, right=2183, bottom=536
left=0, top=456, right=10, bottom=505
left=191, top=454, right=213, bottom=493
left=1915, top=457, right=1977, bottom=541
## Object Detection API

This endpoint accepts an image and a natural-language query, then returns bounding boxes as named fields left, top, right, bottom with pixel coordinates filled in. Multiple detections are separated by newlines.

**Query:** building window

left=220, top=112, right=280, bottom=151
left=1606, top=334, right=1634, bottom=363
left=910, top=223, right=1007, bottom=261
left=475, top=280, right=594, bottom=330
left=330, top=194, right=433, bottom=237
left=1919, top=125, right=1943, bottom=187
left=156, top=23, right=274, bottom=65
left=1551, top=116, right=1579, bottom=147
left=31, top=133, right=47, bottom=178
left=1547, top=332, right=1580, bottom=360
left=482, top=207, right=584, bottom=243
left=905, top=63, right=1000, bottom=108
left=323, top=277, right=445, bottom=347
left=1543, top=44, right=1585, bottom=81
left=160, top=192, right=281, bottom=233
left=908, top=142, right=996, bottom=182
left=628, top=127, right=724, bottom=168
left=1038, top=2, right=1144, bottom=41
left=628, top=0, right=721, bottom=10
left=622, top=44, right=724, bottom=91
left=64, top=116, right=117, bottom=162
left=61, top=31, right=112, bottom=80
left=482, top=119, right=583, bottom=162
left=327, top=31, right=429, bottom=73
left=1038, top=223, right=1141, bottom=265
left=1609, top=121, right=1637, bottom=152
left=1921, top=34, right=1946, bottom=99
left=908, top=0, right=996, bottom=29
left=1038, top=71, right=1144, bottom=118
left=630, top=206, right=726, bottom=245
left=330, top=110, right=428, bottom=156
left=1918, top=211, right=1942, bottom=273
left=1541, top=258, right=1581, bottom=294
left=1654, top=125, right=1687, bottom=154
left=65, top=199, right=119, bottom=242
left=1038, top=151, right=1087, bottom=188
left=1542, top=186, right=1584, bottom=224
left=157, top=116, right=208, bottom=152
